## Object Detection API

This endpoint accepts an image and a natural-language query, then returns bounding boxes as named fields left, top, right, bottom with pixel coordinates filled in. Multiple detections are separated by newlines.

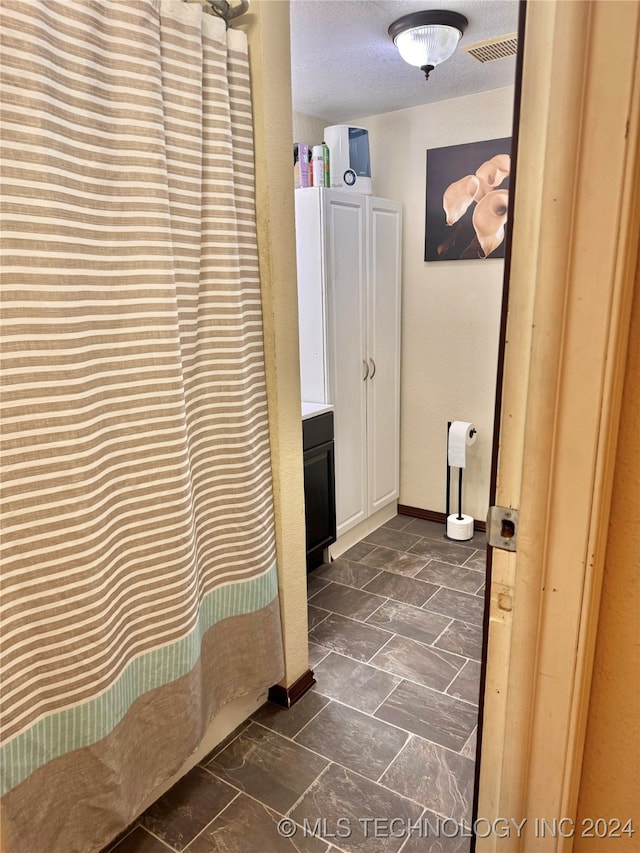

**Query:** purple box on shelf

left=294, top=143, right=310, bottom=188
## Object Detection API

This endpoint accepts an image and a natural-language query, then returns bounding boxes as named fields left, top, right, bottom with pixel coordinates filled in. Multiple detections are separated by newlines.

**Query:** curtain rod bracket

left=205, top=0, right=250, bottom=29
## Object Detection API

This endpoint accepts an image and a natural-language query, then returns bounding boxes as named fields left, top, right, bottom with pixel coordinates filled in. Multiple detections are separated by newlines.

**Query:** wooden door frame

left=477, top=1, right=640, bottom=849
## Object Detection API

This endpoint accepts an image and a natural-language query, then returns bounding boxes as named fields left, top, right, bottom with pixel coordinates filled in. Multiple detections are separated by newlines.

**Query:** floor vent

left=463, top=34, right=518, bottom=63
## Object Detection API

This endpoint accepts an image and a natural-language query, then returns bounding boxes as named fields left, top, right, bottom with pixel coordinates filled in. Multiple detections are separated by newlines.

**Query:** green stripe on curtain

left=0, top=562, right=278, bottom=795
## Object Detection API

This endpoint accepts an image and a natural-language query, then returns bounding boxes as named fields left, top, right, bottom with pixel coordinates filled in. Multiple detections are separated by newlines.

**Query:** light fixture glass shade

left=394, top=24, right=462, bottom=68
left=388, top=11, right=468, bottom=79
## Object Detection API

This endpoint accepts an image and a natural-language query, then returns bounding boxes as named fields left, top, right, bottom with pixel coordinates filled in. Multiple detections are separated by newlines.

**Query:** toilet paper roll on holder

left=446, top=420, right=477, bottom=534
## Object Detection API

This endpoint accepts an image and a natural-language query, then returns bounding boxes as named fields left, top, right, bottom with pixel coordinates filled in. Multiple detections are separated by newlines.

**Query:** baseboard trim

left=329, top=503, right=397, bottom=560
left=268, top=669, right=316, bottom=708
left=398, top=504, right=486, bottom=533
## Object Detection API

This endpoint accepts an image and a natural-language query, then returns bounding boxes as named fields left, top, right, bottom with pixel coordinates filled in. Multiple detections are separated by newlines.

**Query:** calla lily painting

left=424, top=137, right=512, bottom=261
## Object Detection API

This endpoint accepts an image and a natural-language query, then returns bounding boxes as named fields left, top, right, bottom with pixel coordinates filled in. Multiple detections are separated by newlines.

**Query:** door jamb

left=476, top=2, right=640, bottom=849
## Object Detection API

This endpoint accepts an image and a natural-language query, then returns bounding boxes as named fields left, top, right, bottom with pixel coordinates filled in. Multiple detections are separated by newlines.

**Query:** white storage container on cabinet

left=295, top=188, right=402, bottom=539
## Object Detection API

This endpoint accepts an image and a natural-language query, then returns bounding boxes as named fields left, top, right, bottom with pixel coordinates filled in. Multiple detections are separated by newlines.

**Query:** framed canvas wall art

left=425, top=137, right=512, bottom=261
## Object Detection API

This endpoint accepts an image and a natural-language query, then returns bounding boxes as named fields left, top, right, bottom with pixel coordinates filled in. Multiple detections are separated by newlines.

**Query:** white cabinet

left=295, top=188, right=402, bottom=539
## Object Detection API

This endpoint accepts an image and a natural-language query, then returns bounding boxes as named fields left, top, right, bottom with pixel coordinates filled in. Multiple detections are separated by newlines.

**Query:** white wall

left=354, top=86, right=515, bottom=520
left=292, top=111, right=329, bottom=148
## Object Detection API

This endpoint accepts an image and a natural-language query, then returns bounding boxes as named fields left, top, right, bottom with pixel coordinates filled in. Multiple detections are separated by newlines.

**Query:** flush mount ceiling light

left=388, top=10, right=469, bottom=81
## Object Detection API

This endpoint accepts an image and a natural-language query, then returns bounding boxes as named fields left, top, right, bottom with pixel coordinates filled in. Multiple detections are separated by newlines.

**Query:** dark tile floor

left=105, top=515, right=487, bottom=853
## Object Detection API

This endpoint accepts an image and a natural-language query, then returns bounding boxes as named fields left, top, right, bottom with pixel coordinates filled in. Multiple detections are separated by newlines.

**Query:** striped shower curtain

left=0, top=2, right=284, bottom=851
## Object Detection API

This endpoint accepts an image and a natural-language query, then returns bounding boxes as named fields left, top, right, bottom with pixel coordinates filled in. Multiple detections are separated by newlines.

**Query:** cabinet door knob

left=369, top=358, right=376, bottom=379
left=362, top=359, right=369, bottom=381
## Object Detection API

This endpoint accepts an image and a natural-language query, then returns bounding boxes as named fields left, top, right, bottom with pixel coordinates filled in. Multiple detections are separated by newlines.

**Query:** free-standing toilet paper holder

left=446, top=420, right=477, bottom=540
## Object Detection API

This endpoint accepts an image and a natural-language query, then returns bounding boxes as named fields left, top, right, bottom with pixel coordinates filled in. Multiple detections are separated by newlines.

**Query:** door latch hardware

left=487, top=505, right=519, bottom=551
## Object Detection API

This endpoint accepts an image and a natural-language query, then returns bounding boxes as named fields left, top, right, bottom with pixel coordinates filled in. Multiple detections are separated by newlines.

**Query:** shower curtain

left=0, top=2, right=284, bottom=851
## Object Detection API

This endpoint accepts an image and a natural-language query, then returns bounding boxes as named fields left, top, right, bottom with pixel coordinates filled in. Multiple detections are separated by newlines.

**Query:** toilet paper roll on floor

left=447, top=513, right=474, bottom=541
left=448, top=421, right=477, bottom=468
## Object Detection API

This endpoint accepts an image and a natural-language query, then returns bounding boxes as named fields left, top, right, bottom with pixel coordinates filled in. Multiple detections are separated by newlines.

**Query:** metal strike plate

left=487, top=505, right=519, bottom=551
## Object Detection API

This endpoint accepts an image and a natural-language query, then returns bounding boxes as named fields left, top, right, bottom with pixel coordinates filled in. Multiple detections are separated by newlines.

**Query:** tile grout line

left=424, top=607, right=485, bottom=634
left=366, top=601, right=484, bottom=664
left=363, top=595, right=394, bottom=626
left=368, top=734, right=476, bottom=817
left=373, top=720, right=411, bottom=785
left=366, top=568, right=384, bottom=585
left=305, top=679, right=478, bottom=759
left=361, top=579, right=424, bottom=599
left=429, top=616, right=456, bottom=648
left=312, top=566, right=384, bottom=592
left=461, top=546, right=487, bottom=567
left=138, top=827, right=181, bottom=852
left=308, top=608, right=332, bottom=632
left=316, top=570, right=485, bottom=631
left=187, top=775, right=357, bottom=852
left=308, top=643, right=332, bottom=669
left=311, top=578, right=388, bottom=613
left=249, top=715, right=415, bottom=790
left=422, top=589, right=489, bottom=615
left=319, top=632, right=453, bottom=675
left=382, top=517, right=415, bottom=532
left=323, top=757, right=432, bottom=813
left=360, top=549, right=432, bottom=575
left=420, top=554, right=485, bottom=573
left=286, top=696, right=333, bottom=740
left=442, top=659, right=473, bottom=697
left=310, top=608, right=396, bottom=651
left=396, top=806, right=428, bottom=853
left=419, top=583, right=440, bottom=609
left=426, top=585, right=488, bottom=601
left=315, top=609, right=481, bottom=675
left=199, top=721, right=251, bottom=767
left=315, top=643, right=481, bottom=709
left=102, top=825, right=145, bottom=853
left=297, top=683, right=403, bottom=727
left=421, top=600, right=484, bottom=629
left=369, top=661, right=407, bottom=716
left=179, top=789, right=242, bottom=851
left=418, top=578, right=489, bottom=597
left=284, top=761, right=334, bottom=818
left=373, top=732, right=413, bottom=785
left=366, top=624, right=473, bottom=673
left=307, top=581, right=331, bottom=599
left=200, top=761, right=341, bottom=842
left=307, top=583, right=324, bottom=602
left=248, top=702, right=470, bottom=810
left=460, top=725, right=478, bottom=758
left=474, top=577, right=486, bottom=594
left=310, top=609, right=392, bottom=633
left=362, top=571, right=446, bottom=602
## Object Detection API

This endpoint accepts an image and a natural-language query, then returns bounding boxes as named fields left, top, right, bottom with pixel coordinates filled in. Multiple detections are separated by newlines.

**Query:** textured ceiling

left=289, top=0, right=520, bottom=122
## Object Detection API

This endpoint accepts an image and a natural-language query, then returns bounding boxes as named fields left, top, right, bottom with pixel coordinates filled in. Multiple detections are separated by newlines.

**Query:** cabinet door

left=303, top=439, right=336, bottom=570
left=367, top=197, right=402, bottom=514
left=324, top=192, right=368, bottom=537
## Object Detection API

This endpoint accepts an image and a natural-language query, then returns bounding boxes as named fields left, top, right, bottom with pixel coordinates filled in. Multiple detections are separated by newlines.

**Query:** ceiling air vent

left=462, top=33, right=518, bottom=63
